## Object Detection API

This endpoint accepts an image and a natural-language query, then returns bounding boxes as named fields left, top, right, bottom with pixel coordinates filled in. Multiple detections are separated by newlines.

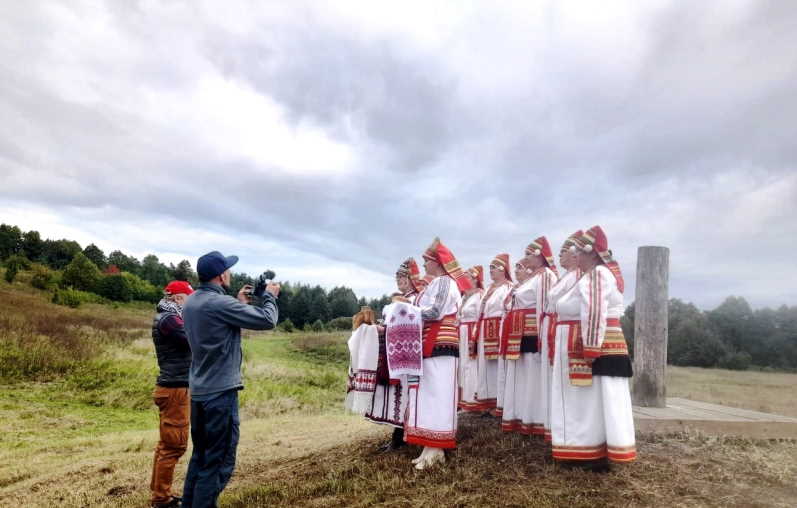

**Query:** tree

left=43, top=239, right=81, bottom=269
left=172, top=260, right=196, bottom=283
left=0, top=224, right=23, bottom=259
left=290, top=285, right=313, bottom=328
left=21, top=230, right=44, bottom=262
left=707, top=296, right=755, bottom=353
left=308, top=285, right=330, bottom=323
left=61, top=252, right=102, bottom=292
left=328, top=286, right=359, bottom=318
left=141, top=254, right=170, bottom=288
left=95, top=274, right=133, bottom=302
left=83, top=244, right=107, bottom=269
left=107, top=250, right=141, bottom=275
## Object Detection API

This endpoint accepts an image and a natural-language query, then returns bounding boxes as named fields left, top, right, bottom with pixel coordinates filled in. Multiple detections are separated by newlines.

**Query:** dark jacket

left=152, top=299, right=191, bottom=387
left=182, top=283, right=278, bottom=398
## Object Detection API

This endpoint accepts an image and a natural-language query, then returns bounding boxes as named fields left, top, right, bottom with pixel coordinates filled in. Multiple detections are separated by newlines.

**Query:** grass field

left=1, top=280, right=796, bottom=507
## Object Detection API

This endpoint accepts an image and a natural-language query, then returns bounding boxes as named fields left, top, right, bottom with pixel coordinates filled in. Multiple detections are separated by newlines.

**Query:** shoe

left=415, top=447, right=445, bottom=470
left=152, top=496, right=181, bottom=507
left=411, top=446, right=429, bottom=464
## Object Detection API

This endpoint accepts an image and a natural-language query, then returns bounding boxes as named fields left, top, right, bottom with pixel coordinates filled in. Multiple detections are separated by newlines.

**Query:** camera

left=250, top=270, right=276, bottom=298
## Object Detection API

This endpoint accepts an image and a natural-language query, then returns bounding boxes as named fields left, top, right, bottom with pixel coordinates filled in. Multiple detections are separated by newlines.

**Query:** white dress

left=539, top=269, right=580, bottom=441
left=501, top=267, right=557, bottom=435
left=550, top=265, right=636, bottom=463
left=458, top=290, right=483, bottom=412
left=476, top=281, right=512, bottom=412
left=405, top=275, right=462, bottom=449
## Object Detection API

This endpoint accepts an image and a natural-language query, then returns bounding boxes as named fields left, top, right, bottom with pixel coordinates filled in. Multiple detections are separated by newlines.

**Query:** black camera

left=252, top=269, right=276, bottom=298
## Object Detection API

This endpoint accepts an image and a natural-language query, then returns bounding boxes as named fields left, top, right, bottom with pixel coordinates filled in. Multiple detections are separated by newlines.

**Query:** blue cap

left=197, top=251, right=239, bottom=282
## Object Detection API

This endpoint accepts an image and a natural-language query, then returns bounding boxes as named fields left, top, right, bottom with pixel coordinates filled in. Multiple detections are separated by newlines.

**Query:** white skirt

left=458, top=325, right=481, bottom=412
left=405, top=357, right=458, bottom=449
left=519, top=352, right=543, bottom=436
left=476, top=338, right=498, bottom=410
left=500, top=355, right=526, bottom=432
left=539, top=317, right=553, bottom=441
left=550, top=324, right=636, bottom=462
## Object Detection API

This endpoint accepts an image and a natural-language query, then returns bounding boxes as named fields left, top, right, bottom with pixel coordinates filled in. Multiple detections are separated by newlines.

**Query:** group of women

left=361, top=226, right=636, bottom=471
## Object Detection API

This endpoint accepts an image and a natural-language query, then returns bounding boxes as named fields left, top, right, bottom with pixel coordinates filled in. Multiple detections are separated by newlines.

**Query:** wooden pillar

left=632, top=246, right=669, bottom=408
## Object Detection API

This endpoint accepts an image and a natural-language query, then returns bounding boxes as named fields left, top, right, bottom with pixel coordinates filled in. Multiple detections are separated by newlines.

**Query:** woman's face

left=489, top=263, right=505, bottom=282
left=396, top=275, right=411, bottom=294
left=559, top=249, right=575, bottom=270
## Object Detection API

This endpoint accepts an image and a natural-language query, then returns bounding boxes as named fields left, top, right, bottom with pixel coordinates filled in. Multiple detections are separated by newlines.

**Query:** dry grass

left=667, top=366, right=797, bottom=418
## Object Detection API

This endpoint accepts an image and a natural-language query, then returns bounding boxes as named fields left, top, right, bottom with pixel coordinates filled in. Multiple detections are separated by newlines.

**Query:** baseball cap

left=164, top=280, right=194, bottom=295
left=197, top=251, right=239, bottom=282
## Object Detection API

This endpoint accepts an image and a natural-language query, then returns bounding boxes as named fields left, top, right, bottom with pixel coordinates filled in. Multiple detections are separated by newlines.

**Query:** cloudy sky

left=1, top=1, right=795, bottom=308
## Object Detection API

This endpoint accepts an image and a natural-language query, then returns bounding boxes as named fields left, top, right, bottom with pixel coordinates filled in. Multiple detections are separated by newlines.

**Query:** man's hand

left=266, top=282, right=280, bottom=297
left=238, top=285, right=253, bottom=304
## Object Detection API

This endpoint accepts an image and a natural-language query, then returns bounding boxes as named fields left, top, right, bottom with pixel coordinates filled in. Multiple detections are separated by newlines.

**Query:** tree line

left=0, top=223, right=392, bottom=329
left=622, top=297, right=797, bottom=371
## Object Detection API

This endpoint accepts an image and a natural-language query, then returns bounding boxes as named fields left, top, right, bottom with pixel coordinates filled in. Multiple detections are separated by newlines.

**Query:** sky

left=1, top=1, right=795, bottom=308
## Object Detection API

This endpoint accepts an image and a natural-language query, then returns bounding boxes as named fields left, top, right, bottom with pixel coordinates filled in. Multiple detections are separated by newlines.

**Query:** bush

left=4, top=254, right=31, bottom=271
left=61, top=252, right=102, bottom=292
left=95, top=274, right=133, bottom=302
left=327, top=316, right=353, bottom=330
left=4, top=265, right=17, bottom=283
left=310, top=319, right=326, bottom=332
left=718, top=351, right=752, bottom=371
left=121, top=272, right=161, bottom=302
left=30, top=264, right=58, bottom=290
left=51, top=288, right=104, bottom=308
left=279, top=318, right=295, bottom=333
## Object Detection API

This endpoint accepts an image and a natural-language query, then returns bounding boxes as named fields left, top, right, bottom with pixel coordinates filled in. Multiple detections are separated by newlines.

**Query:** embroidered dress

left=550, top=265, right=636, bottom=463
left=405, top=275, right=462, bottom=449
left=345, top=324, right=380, bottom=415
left=364, top=296, right=418, bottom=428
left=458, top=289, right=483, bottom=412
left=539, top=269, right=580, bottom=442
left=501, top=267, right=557, bottom=435
left=477, top=281, right=512, bottom=413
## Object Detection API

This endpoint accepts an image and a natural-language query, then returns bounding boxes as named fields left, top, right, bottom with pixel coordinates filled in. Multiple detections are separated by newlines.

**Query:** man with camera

left=181, top=251, right=279, bottom=508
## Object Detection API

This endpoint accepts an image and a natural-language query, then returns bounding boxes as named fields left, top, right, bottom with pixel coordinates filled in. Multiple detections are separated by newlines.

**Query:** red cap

left=165, top=280, right=194, bottom=295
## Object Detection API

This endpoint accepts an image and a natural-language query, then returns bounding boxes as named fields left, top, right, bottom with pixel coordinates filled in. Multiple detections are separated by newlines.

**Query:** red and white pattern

left=384, top=302, right=424, bottom=378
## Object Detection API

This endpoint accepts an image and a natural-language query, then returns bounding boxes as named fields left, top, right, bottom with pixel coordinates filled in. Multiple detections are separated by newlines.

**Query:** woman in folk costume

left=458, top=266, right=485, bottom=412
left=365, top=258, right=424, bottom=450
left=406, top=238, right=471, bottom=470
left=540, top=230, right=583, bottom=443
left=501, top=237, right=558, bottom=435
left=477, top=253, right=513, bottom=416
left=550, top=226, right=635, bottom=468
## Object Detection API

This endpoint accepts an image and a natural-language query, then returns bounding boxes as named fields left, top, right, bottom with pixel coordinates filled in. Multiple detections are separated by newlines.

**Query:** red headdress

left=525, top=235, right=558, bottom=277
left=468, top=265, right=484, bottom=290
left=423, top=237, right=473, bottom=293
left=490, top=253, right=513, bottom=282
left=560, top=230, right=584, bottom=253
left=396, top=257, right=422, bottom=292
left=573, top=225, right=624, bottom=293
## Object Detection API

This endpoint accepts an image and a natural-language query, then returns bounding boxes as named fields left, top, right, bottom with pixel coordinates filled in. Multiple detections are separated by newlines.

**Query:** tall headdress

left=560, top=229, right=584, bottom=253
left=468, top=265, right=484, bottom=290
left=490, top=253, right=513, bottom=282
left=396, top=257, right=422, bottom=292
left=423, top=237, right=473, bottom=293
left=572, top=225, right=624, bottom=293
left=525, top=235, right=558, bottom=277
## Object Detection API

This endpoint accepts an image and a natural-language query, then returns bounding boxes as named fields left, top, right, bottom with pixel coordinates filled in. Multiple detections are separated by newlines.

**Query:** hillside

left=0, top=281, right=795, bottom=507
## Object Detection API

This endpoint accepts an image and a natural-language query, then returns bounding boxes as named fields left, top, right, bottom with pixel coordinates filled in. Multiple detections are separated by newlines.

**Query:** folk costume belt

left=500, top=308, right=537, bottom=360
left=460, top=321, right=479, bottom=359
left=541, top=311, right=557, bottom=366
left=478, top=316, right=502, bottom=360
left=558, top=318, right=627, bottom=386
left=422, top=314, right=459, bottom=358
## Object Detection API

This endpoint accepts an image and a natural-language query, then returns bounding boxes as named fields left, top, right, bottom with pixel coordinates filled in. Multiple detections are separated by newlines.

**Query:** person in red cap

left=539, top=230, right=583, bottom=443
left=550, top=226, right=635, bottom=471
left=405, top=238, right=470, bottom=470
left=501, top=237, right=559, bottom=436
left=477, top=253, right=513, bottom=417
left=150, top=280, right=194, bottom=508
left=458, top=266, right=484, bottom=413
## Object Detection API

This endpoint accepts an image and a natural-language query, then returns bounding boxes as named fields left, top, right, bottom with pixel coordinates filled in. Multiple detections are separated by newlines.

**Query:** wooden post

left=632, top=246, right=669, bottom=408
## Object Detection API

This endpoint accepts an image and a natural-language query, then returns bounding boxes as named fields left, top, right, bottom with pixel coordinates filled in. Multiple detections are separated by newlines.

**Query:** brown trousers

left=150, top=386, right=190, bottom=504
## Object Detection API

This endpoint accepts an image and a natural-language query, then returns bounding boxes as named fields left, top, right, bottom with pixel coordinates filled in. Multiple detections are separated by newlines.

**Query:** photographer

left=181, top=251, right=279, bottom=508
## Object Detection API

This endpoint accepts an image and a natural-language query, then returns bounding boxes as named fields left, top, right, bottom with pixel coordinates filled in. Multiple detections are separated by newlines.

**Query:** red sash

left=479, top=316, right=502, bottom=360
left=422, top=314, right=459, bottom=358
left=542, top=312, right=557, bottom=365
left=500, top=308, right=536, bottom=360
left=461, top=321, right=479, bottom=359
